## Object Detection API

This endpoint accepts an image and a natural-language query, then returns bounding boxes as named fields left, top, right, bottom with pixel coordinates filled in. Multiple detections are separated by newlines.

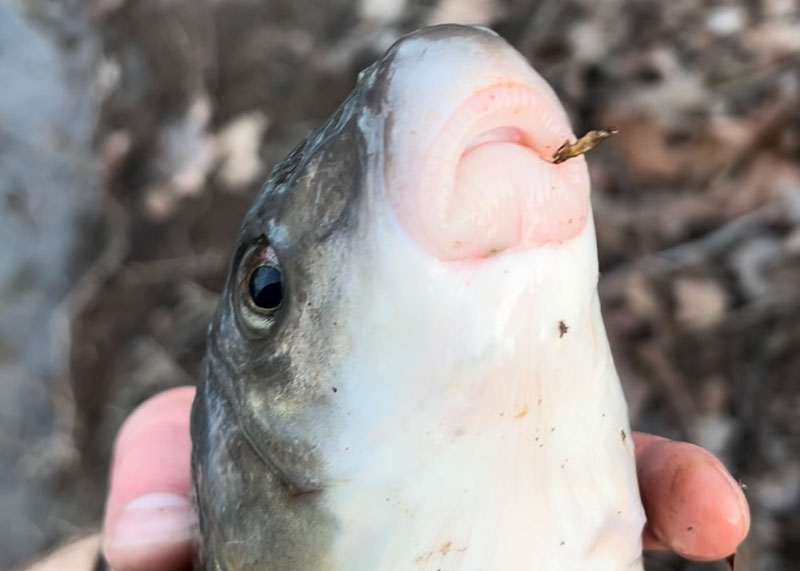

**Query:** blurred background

left=1, top=0, right=798, bottom=569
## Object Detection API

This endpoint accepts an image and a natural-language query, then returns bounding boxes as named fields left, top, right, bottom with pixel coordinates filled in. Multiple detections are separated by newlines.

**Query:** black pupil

left=249, top=265, right=283, bottom=310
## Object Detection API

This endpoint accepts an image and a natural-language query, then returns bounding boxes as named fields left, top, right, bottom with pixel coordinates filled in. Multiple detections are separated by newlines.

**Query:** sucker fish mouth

left=380, top=40, right=590, bottom=261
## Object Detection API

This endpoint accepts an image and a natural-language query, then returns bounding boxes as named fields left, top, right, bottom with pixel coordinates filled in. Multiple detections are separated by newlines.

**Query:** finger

left=633, top=433, right=750, bottom=561
left=103, top=387, right=197, bottom=571
left=19, top=534, right=101, bottom=571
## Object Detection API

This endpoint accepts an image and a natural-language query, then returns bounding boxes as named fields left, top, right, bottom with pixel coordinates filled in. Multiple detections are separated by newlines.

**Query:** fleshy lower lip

left=391, top=82, right=590, bottom=261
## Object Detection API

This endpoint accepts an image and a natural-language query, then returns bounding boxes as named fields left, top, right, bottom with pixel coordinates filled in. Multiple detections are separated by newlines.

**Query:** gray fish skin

left=192, top=40, right=373, bottom=568
left=191, top=85, right=364, bottom=570
left=192, top=24, right=644, bottom=571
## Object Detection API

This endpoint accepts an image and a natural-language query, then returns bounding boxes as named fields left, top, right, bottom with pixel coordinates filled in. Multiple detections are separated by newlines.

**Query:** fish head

left=195, top=24, right=643, bottom=571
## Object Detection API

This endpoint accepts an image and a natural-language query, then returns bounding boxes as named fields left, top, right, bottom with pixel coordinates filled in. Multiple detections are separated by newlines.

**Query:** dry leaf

left=552, top=128, right=618, bottom=164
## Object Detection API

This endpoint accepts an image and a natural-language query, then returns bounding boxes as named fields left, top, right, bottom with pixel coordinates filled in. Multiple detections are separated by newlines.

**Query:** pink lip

left=388, top=83, right=590, bottom=261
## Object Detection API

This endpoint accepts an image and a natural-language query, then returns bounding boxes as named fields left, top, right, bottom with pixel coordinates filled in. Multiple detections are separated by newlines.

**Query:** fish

left=191, top=24, right=646, bottom=571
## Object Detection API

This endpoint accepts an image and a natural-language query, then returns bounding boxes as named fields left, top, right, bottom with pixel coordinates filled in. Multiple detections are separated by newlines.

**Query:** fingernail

left=110, top=493, right=196, bottom=547
left=711, top=461, right=750, bottom=533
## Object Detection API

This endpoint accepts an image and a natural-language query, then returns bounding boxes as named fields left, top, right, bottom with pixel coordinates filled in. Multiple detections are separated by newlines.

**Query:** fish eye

left=238, top=239, right=284, bottom=324
left=248, top=265, right=283, bottom=311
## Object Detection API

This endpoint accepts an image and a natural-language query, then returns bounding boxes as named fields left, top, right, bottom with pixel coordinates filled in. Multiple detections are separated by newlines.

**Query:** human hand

left=101, top=387, right=750, bottom=570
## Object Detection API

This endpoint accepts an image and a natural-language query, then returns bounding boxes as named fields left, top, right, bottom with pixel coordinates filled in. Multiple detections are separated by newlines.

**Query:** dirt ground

left=2, top=0, right=799, bottom=569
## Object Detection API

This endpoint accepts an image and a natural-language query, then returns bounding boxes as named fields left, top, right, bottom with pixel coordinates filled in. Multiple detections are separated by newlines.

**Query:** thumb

left=102, top=387, right=196, bottom=571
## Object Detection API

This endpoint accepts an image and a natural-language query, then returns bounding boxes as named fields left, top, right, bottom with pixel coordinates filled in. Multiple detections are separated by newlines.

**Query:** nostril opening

left=462, top=126, right=529, bottom=154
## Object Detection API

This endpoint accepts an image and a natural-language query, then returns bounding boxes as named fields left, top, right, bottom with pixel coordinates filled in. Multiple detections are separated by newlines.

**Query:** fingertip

left=103, top=387, right=197, bottom=570
left=636, top=438, right=750, bottom=561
